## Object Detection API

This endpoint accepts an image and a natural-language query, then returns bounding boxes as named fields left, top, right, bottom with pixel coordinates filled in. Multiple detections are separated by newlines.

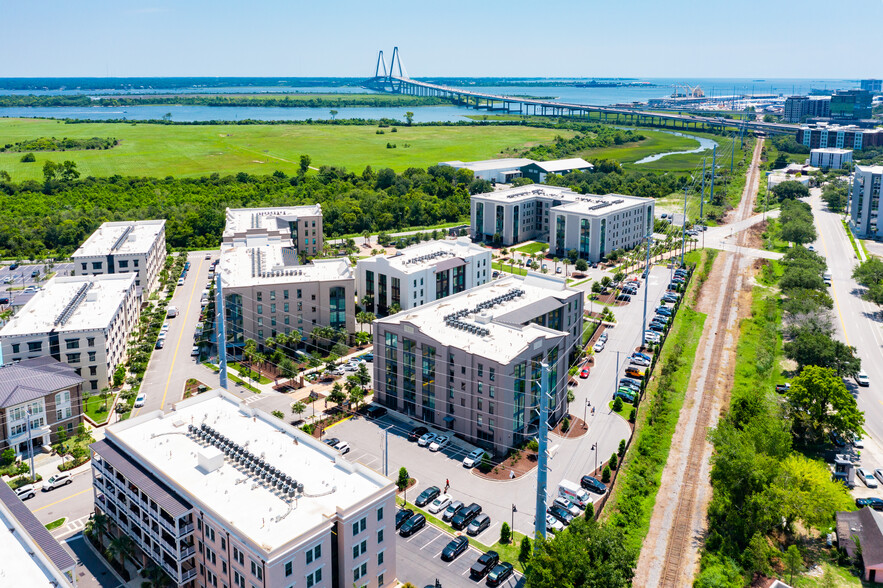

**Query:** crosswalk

left=52, top=514, right=90, bottom=540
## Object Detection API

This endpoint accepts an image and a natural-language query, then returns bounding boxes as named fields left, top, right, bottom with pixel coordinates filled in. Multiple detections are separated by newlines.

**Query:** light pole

left=764, top=172, right=771, bottom=221
left=583, top=399, right=590, bottom=428
left=26, top=406, right=35, bottom=482
left=591, top=442, right=598, bottom=475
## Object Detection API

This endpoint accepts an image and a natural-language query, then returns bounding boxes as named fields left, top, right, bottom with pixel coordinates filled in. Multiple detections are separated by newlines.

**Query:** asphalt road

left=25, top=468, right=95, bottom=538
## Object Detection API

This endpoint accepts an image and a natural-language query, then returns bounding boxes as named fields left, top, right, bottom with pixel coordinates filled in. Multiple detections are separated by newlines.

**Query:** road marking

left=33, top=488, right=91, bottom=512
left=815, top=199, right=851, bottom=345
left=160, top=257, right=205, bottom=410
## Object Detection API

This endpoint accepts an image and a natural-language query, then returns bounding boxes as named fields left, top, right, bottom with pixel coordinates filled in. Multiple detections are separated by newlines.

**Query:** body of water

left=634, top=130, right=718, bottom=164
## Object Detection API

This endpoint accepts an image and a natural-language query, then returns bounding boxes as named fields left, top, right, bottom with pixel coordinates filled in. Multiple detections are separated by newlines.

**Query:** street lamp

left=583, top=399, right=590, bottom=428
left=591, top=442, right=598, bottom=476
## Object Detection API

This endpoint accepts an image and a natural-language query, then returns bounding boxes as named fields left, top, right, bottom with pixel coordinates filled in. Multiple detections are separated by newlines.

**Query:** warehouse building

left=439, top=157, right=593, bottom=184
left=373, top=273, right=583, bottom=454
left=356, top=238, right=492, bottom=316
left=90, top=390, right=396, bottom=588
left=520, top=158, right=594, bottom=183
left=223, top=205, right=324, bottom=257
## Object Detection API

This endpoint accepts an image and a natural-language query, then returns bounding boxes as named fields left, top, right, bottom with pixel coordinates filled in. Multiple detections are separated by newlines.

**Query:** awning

left=443, top=416, right=455, bottom=423
left=433, top=257, right=466, bottom=272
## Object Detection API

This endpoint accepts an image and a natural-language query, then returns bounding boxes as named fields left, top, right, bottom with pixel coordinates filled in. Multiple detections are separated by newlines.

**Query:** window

left=306, top=568, right=323, bottom=587
left=118, top=260, right=128, bottom=268
left=305, top=544, right=321, bottom=564
left=478, top=364, right=483, bottom=377
left=65, top=339, right=80, bottom=350
left=27, top=341, right=43, bottom=353
left=378, top=573, right=384, bottom=586
left=66, top=353, right=81, bottom=363
left=92, top=262, right=102, bottom=270
left=55, top=390, right=70, bottom=405
left=377, top=506, right=383, bottom=521
left=206, top=570, right=217, bottom=587
left=284, top=562, right=293, bottom=577
left=352, top=517, right=367, bottom=536
left=377, top=550, right=384, bottom=565
left=221, top=537, right=226, bottom=550
left=489, top=368, right=495, bottom=381
left=233, top=571, right=245, bottom=588
left=353, top=562, right=368, bottom=582
left=377, top=528, right=384, bottom=543
left=270, top=290, right=276, bottom=301
left=283, top=289, right=289, bottom=299
left=206, top=547, right=217, bottom=565
left=489, top=385, right=495, bottom=398
left=256, top=292, right=262, bottom=302
left=90, top=380, right=98, bottom=390
left=257, top=304, right=262, bottom=315
left=297, top=289, right=302, bottom=299
left=81, top=263, right=87, bottom=271
left=89, top=366, right=97, bottom=376
left=88, top=351, right=97, bottom=362
left=250, top=560, right=262, bottom=580
left=284, top=302, right=289, bottom=312
left=11, top=343, right=19, bottom=354
left=87, top=337, right=95, bottom=347
left=233, top=546, right=244, bottom=566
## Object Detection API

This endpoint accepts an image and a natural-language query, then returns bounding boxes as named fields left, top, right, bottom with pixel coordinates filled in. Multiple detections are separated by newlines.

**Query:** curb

left=80, top=532, right=129, bottom=587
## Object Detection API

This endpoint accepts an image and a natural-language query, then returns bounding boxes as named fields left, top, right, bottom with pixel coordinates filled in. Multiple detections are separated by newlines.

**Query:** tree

left=618, top=439, right=627, bottom=457
left=100, top=387, right=112, bottom=411
left=609, top=452, right=618, bottom=470
left=575, top=259, right=588, bottom=272
left=500, top=522, right=511, bottom=544
left=355, top=331, right=371, bottom=346
left=519, top=535, right=532, bottom=566
left=786, top=365, right=865, bottom=441
left=853, top=257, right=883, bottom=289
left=567, top=249, right=579, bottom=264
left=298, top=154, right=311, bottom=176
left=142, top=563, right=171, bottom=588
left=277, top=357, right=297, bottom=384
left=291, top=401, right=306, bottom=421
left=784, top=544, right=803, bottom=585
left=396, top=467, right=410, bottom=491
left=84, top=511, right=109, bottom=549
left=404, top=111, right=414, bottom=126
left=773, top=180, right=810, bottom=201
left=347, top=382, right=367, bottom=410
left=329, top=109, right=338, bottom=120
left=271, top=410, right=284, bottom=419
left=780, top=219, right=817, bottom=245
left=772, top=153, right=788, bottom=169
left=106, top=534, right=135, bottom=572
left=600, top=276, right=612, bottom=288
left=591, top=281, right=603, bottom=294
left=113, top=364, right=125, bottom=388
left=479, top=451, right=492, bottom=473
left=784, top=330, right=861, bottom=377
left=613, top=397, right=623, bottom=413
left=20, top=152, right=35, bottom=163
left=601, top=465, right=611, bottom=483
left=55, top=426, right=69, bottom=456
left=328, top=383, right=347, bottom=407
left=76, top=422, right=90, bottom=444
left=1, top=447, right=14, bottom=467
left=584, top=502, right=594, bottom=520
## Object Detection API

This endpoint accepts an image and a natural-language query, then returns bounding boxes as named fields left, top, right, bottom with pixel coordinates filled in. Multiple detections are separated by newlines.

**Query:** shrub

left=500, top=522, right=511, bottom=544
left=479, top=452, right=492, bottom=473
left=20, top=152, right=35, bottom=162
left=561, top=417, right=570, bottom=432
left=601, top=465, right=611, bottom=483
left=397, top=467, right=410, bottom=491
left=618, top=439, right=627, bottom=457
left=526, top=439, right=539, bottom=452
left=584, top=502, right=595, bottom=520
left=613, top=397, right=623, bottom=412
left=629, top=407, right=637, bottom=423
left=271, top=410, right=284, bottom=419
left=609, top=452, right=618, bottom=470
left=519, top=536, right=532, bottom=565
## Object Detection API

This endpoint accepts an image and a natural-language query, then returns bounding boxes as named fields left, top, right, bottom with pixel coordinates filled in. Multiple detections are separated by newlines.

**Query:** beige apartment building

left=90, top=390, right=396, bottom=588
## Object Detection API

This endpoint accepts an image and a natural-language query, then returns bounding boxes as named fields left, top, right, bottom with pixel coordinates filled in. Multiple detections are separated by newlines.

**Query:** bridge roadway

left=366, top=75, right=795, bottom=135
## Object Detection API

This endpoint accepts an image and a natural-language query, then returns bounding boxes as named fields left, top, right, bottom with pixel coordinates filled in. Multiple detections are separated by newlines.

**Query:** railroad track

left=658, top=138, right=764, bottom=587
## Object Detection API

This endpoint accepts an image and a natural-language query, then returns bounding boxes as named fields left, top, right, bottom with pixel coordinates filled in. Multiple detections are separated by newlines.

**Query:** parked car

left=0, top=297, right=8, bottom=305
left=853, top=436, right=865, bottom=449
left=633, top=352, right=652, bottom=362
left=662, top=294, right=679, bottom=304
left=463, top=448, right=485, bottom=468
left=614, top=390, right=636, bottom=403
left=155, top=338, right=165, bottom=350
left=408, top=426, right=429, bottom=442
left=858, top=468, right=878, bottom=488
left=415, top=486, right=440, bottom=508
left=775, top=383, right=791, bottom=394
left=656, top=306, right=673, bottom=316
left=443, top=500, right=465, bottom=522
left=335, top=441, right=351, bottom=455
left=365, top=405, right=387, bottom=419
left=177, top=278, right=185, bottom=286
left=191, top=345, right=200, bottom=357
left=451, top=503, right=481, bottom=530
left=396, top=508, right=414, bottom=529
left=9, top=262, right=18, bottom=270
left=43, top=473, right=72, bottom=491
left=442, top=536, right=469, bottom=561
left=648, top=323, right=665, bottom=333
left=362, top=353, right=374, bottom=362
left=580, top=367, right=591, bottom=378
left=554, top=496, right=582, bottom=517
left=487, top=562, right=514, bottom=587
left=134, top=393, right=146, bottom=408
left=467, top=513, right=491, bottom=536
left=429, top=435, right=449, bottom=452
left=856, top=497, right=883, bottom=511
left=616, top=294, right=632, bottom=303
left=630, top=356, right=650, bottom=367
left=856, top=371, right=870, bottom=387
left=546, top=513, right=565, bottom=533
left=625, top=367, right=645, bottom=379
left=417, top=432, right=436, bottom=447
left=470, top=551, right=500, bottom=579
left=644, top=331, right=661, bottom=342
left=593, top=341, right=605, bottom=353
left=15, top=484, right=36, bottom=500
left=322, top=437, right=339, bottom=447
left=599, top=331, right=608, bottom=343
left=399, top=513, right=426, bottom=537
left=428, top=494, right=452, bottom=514
left=548, top=504, right=574, bottom=525
left=581, top=475, right=607, bottom=495
left=619, top=379, right=641, bottom=393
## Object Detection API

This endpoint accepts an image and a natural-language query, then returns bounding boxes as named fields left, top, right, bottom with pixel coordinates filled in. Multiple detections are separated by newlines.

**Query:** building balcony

left=181, top=567, right=197, bottom=582
left=179, top=544, right=196, bottom=559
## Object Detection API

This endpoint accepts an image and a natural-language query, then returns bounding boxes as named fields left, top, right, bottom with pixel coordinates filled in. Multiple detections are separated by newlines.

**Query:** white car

left=630, top=357, right=650, bottom=367
left=43, top=473, right=72, bottom=491
left=874, top=469, right=883, bottom=486
left=134, top=393, right=146, bottom=408
left=599, top=332, right=608, bottom=343
left=428, top=494, right=452, bottom=514
left=417, top=433, right=436, bottom=447
left=191, top=346, right=200, bottom=357
left=177, top=278, right=185, bottom=286
left=335, top=441, right=351, bottom=455
left=856, top=371, right=870, bottom=387
left=14, top=484, right=36, bottom=500
left=429, top=435, right=449, bottom=452
left=593, top=341, right=605, bottom=353
left=554, top=496, right=582, bottom=517
left=546, top=513, right=564, bottom=533
left=463, top=448, right=485, bottom=468
left=854, top=436, right=865, bottom=449
left=858, top=468, right=878, bottom=488
left=644, top=331, right=661, bottom=342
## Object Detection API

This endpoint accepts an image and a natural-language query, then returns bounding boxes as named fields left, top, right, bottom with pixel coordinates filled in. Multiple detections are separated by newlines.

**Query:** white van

left=823, top=272, right=832, bottom=285
left=167, top=306, right=179, bottom=318
left=558, top=479, right=591, bottom=508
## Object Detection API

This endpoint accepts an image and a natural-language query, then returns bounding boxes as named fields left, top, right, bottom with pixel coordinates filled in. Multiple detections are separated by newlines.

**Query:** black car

left=9, top=262, right=18, bottom=270
left=441, top=536, right=469, bottom=561
left=615, top=294, right=631, bottom=303
left=408, top=426, right=428, bottom=442
left=0, top=297, right=8, bottom=305
left=487, top=562, right=514, bottom=587
left=548, top=504, right=574, bottom=525
left=581, top=475, right=608, bottom=495
left=415, top=486, right=440, bottom=508
left=322, top=437, right=340, bottom=447
left=648, top=323, right=665, bottom=333
left=366, top=405, right=387, bottom=419
left=857, top=497, right=883, bottom=511
left=399, top=513, right=425, bottom=537
left=451, top=502, right=482, bottom=530
left=396, top=508, right=415, bottom=529
left=470, top=551, right=500, bottom=579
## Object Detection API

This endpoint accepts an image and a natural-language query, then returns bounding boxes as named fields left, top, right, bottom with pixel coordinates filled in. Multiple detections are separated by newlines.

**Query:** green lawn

left=84, top=394, right=112, bottom=424
left=228, top=361, right=273, bottom=384
left=608, top=400, right=633, bottom=420
left=492, top=261, right=528, bottom=276
left=578, top=129, right=720, bottom=172
left=513, top=242, right=549, bottom=255
left=0, top=118, right=575, bottom=180
left=227, top=372, right=261, bottom=393
left=44, top=518, right=65, bottom=531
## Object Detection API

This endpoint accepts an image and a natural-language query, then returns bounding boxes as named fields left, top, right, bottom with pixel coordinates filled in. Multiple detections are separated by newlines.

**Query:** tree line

left=0, top=94, right=447, bottom=108
left=1, top=136, right=118, bottom=152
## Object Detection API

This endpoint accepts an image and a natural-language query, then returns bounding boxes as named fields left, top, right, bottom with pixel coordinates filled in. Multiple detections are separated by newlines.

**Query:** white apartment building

left=223, top=206, right=324, bottom=257
left=356, top=238, right=492, bottom=316
left=810, top=148, right=853, bottom=170
left=219, top=239, right=355, bottom=350
left=471, top=184, right=654, bottom=261
left=850, top=165, right=883, bottom=239
left=90, top=390, right=396, bottom=588
left=72, top=220, right=166, bottom=300
left=0, top=274, right=139, bottom=392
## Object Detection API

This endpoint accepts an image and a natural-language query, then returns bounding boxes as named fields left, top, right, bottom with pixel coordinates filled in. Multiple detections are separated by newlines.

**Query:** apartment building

left=223, top=206, right=324, bottom=257
left=471, top=184, right=654, bottom=261
left=373, top=274, right=584, bottom=454
left=0, top=357, right=84, bottom=459
left=219, top=239, right=354, bottom=350
left=0, top=274, right=139, bottom=392
left=356, top=238, right=492, bottom=316
left=797, top=124, right=883, bottom=150
left=90, top=390, right=396, bottom=588
left=0, top=482, right=77, bottom=586
left=72, top=220, right=166, bottom=300
left=783, top=95, right=831, bottom=122
left=810, top=148, right=853, bottom=170
left=850, top=165, right=883, bottom=239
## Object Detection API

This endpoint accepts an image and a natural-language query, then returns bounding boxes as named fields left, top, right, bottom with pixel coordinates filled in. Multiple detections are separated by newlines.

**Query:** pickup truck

left=775, top=383, right=791, bottom=394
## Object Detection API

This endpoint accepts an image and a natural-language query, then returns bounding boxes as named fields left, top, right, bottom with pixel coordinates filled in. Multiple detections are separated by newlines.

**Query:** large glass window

left=384, top=332, right=398, bottom=404
left=421, top=345, right=436, bottom=422
left=495, top=205, right=504, bottom=237
left=453, top=266, right=466, bottom=294
left=475, top=202, right=484, bottom=239
left=436, top=270, right=450, bottom=300
left=579, top=218, right=591, bottom=258
left=364, top=270, right=375, bottom=313
left=378, top=274, right=388, bottom=315
left=513, top=362, right=526, bottom=433
left=329, top=287, right=347, bottom=330
left=512, top=205, right=520, bottom=242
left=600, top=218, right=607, bottom=253
left=403, top=339, right=417, bottom=415
left=391, top=277, right=400, bottom=307
left=556, top=216, right=566, bottom=256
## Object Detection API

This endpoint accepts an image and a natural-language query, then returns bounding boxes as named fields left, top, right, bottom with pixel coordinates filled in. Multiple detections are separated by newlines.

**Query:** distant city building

left=0, top=274, right=138, bottom=392
left=860, top=79, right=882, bottom=93
left=797, top=124, right=883, bottom=150
left=470, top=184, right=654, bottom=261
left=373, top=274, right=583, bottom=454
left=223, top=205, right=324, bottom=257
left=439, top=157, right=593, bottom=184
left=0, top=357, right=83, bottom=459
left=783, top=95, right=832, bottom=122
left=831, top=89, right=873, bottom=121
left=356, top=238, right=492, bottom=316
left=0, top=481, right=77, bottom=586
left=849, top=165, right=883, bottom=239
left=810, top=148, right=853, bottom=170
left=219, top=238, right=354, bottom=350
left=72, top=220, right=166, bottom=301
left=90, top=390, right=396, bottom=588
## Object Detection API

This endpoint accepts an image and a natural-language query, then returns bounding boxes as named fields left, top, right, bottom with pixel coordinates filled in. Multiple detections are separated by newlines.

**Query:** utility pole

left=680, top=186, right=688, bottom=265
left=699, top=157, right=707, bottom=221
left=383, top=425, right=393, bottom=477
left=535, top=362, right=550, bottom=541
left=215, top=273, right=228, bottom=389
left=641, top=232, right=651, bottom=348
left=26, top=406, right=35, bottom=482
left=709, top=145, right=717, bottom=207
left=730, top=133, right=736, bottom=173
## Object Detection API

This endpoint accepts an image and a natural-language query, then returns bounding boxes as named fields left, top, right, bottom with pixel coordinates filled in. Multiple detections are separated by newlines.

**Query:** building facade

left=797, top=124, right=883, bottom=150
left=0, top=274, right=138, bottom=392
left=860, top=79, right=882, bottom=92
left=471, top=185, right=654, bottom=261
left=356, top=238, right=492, bottom=316
left=520, top=158, right=593, bottom=183
left=439, top=157, right=593, bottom=184
left=72, top=220, right=166, bottom=301
left=0, top=357, right=84, bottom=459
left=830, top=89, right=873, bottom=121
left=810, top=148, right=853, bottom=170
left=219, top=240, right=355, bottom=351
left=90, top=390, right=396, bottom=588
left=373, top=274, right=583, bottom=455
left=784, top=96, right=831, bottom=122
left=850, top=165, right=883, bottom=239
left=223, top=206, right=324, bottom=257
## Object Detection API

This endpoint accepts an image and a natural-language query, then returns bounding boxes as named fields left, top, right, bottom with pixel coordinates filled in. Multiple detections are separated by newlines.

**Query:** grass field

left=84, top=394, right=112, bottom=424
left=513, top=242, right=548, bottom=255
left=0, top=118, right=575, bottom=180
left=580, top=130, right=705, bottom=169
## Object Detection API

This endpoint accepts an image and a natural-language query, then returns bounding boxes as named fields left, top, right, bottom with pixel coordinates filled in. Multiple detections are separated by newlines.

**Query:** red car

left=580, top=367, right=590, bottom=378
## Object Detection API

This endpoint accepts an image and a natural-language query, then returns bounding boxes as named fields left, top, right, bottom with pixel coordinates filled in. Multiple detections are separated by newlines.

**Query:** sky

left=2, top=0, right=882, bottom=79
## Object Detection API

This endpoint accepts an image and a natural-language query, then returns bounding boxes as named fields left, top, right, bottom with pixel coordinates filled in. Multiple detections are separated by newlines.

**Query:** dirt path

left=633, top=138, right=764, bottom=587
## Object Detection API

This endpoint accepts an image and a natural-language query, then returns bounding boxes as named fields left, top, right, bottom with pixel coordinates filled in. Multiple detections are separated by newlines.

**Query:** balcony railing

left=179, top=544, right=196, bottom=559
left=181, top=568, right=197, bottom=582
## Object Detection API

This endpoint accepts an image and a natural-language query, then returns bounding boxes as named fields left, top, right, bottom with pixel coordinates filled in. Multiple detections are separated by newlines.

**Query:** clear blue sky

left=3, top=0, right=881, bottom=78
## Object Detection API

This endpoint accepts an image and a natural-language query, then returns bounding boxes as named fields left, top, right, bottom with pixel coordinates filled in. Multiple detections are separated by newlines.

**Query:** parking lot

left=396, top=518, right=523, bottom=587
left=0, top=261, right=74, bottom=311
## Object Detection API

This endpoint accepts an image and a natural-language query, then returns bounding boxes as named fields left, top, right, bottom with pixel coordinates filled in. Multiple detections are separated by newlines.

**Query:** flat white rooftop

left=1, top=274, right=135, bottom=336
left=72, top=220, right=165, bottom=257
left=224, top=206, right=322, bottom=237
left=0, top=505, right=70, bottom=586
left=440, top=158, right=534, bottom=172
left=377, top=274, right=574, bottom=363
left=219, top=242, right=351, bottom=288
left=109, top=391, right=390, bottom=553
left=551, top=193, right=648, bottom=216
left=529, top=157, right=593, bottom=172
left=366, top=238, right=488, bottom=274
left=857, top=164, right=883, bottom=174
left=472, top=184, right=576, bottom=203
left=811, top=147, right=852, bottom=154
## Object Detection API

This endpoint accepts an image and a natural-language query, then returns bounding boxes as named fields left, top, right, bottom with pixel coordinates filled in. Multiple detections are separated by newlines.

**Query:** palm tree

left=106, top=534, right=135, bottom=572
left=328, top=383, right=347, bottom=407
left=84, top=511, right=109, bottom=549
left=142, top=564, right=171, bottom=588
left=362, top=230, right=371, bottom=246
left=291, top=401, right=306, bottom=422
